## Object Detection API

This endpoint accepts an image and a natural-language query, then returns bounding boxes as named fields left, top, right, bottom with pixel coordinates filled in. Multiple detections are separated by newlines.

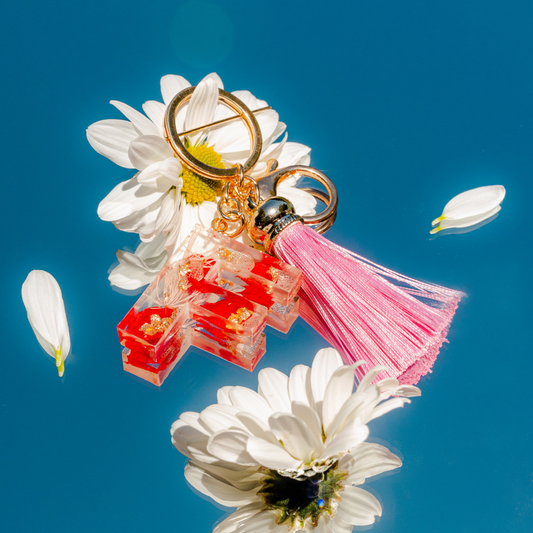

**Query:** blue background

left=1, top=1, right=532, bottom=531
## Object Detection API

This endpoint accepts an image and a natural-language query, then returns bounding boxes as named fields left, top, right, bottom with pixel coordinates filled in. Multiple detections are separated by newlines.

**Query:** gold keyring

left=164, top=86, right=263, bottom=180
left=256, top=164, right=339, bottom=229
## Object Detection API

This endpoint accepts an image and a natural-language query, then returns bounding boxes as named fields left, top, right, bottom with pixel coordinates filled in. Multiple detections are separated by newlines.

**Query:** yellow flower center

left=181, top=143, right=224, bottom=204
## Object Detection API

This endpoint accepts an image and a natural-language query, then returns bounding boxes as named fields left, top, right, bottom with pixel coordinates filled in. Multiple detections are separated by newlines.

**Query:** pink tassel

left=273, top=223, right=463, bottom=385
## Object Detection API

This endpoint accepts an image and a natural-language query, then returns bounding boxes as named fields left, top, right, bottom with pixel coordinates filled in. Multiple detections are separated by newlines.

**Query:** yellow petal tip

left=55, top=347, right=64, bottom=377
left=430, top=226, right=441, bottom=234
left=431, top=215, right=445, bottom=226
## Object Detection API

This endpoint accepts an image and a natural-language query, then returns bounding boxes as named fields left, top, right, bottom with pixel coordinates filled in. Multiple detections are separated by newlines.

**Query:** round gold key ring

left=164, top=86, right=263, bottom=180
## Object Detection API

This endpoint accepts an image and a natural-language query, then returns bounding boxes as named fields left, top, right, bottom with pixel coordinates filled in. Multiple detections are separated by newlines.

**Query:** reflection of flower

left=431, top=185, right=505, bottom=234
left=108, top=233, right=168, bottom=290
left=171, top=348, right=420, bottom=532
left=87, top=73, right=316, bottom=289
left=21, top=270, right=71, bottom=377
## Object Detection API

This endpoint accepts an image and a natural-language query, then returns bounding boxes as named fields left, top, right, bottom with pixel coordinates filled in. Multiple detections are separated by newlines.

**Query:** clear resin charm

left=117, top=226, right=302, bottom=385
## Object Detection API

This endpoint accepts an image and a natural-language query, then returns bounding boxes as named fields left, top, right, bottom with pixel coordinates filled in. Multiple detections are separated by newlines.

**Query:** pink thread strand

left=273, top=223, right=463, bottom=385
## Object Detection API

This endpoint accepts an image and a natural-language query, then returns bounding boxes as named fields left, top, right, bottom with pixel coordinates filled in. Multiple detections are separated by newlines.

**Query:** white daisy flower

left=171, top=348, right=420, bottom=532
left=87, top=73, right=316, bottom=288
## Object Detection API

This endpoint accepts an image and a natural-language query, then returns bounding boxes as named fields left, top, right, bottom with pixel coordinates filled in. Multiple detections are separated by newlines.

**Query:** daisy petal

left=108, top=262, right=155, bottom=290
left=326, top=385, right=380, bottom=440
left=203, top=72, right=224, bottom=89
left=268, top=413, right=321, bottom=463
left=235, top=412, right=279, bottom=444
left=246, top=437, right=301, bottom=470
left=170, top=418, right=206, bottom=459
left=21, top=271, right=70, bottom=376
left=431, top=205, right=501, bottom=233
left=340, top=443, right=402, bottom=485
left=185, top=76, right=219, bottom=146
left=199, top=404, right=248, bottom=435
left=160, top=74, right=191, bottom=105
left=229, top=386, right=274, bottom=424
left=321, top=420, right=369, bottom=459
left=235, top=509, right=281, bottom=533
left=207, top=430, right=257, bottom=466
left=257, top=368, right=291, bottom=413
left=311, top=348, right=344, bottom=422
left=214, top=503, right=263, bottom=533
left=288, top=364, right=313, bottom=407
left=217, top=386, right=233, bottom=405
left=290, top=401, right=322, bottom=445
left=326, top=516, right=353, bottom=533
left=97, top=177, right=166, bottom=222
left=110, top=100, right=160, bottom=136
left=192, top=462, right=262, bottom=491
left=366, top=397, right=410, bottom=422
left=112, top=198, right=163, bottom=234
left=335, top=485, right=382, bottom=525
left=322, top=364, right=362, bottom=435
left=435, top=185, right=506, bottom=221
left=276, top=142, right=312, bottom=167
left=142, top=100, right=166, bottom=134
left=128, top=135, right=174, bottom=170
left=86, top=119, right=137, bottom=168
left=357, top=365, right=389, bottom=393
left=187, top=434, right=223, bottom=465
left=184, top=464, right=259, bottom=507
left=431, top=185, right=505, bottom=233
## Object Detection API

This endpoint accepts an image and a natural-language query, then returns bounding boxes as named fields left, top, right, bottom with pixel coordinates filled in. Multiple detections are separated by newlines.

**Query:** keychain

left=118, top=85, right=462, bottom=386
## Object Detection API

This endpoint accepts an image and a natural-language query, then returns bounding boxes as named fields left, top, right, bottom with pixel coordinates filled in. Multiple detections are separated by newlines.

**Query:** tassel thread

left=273, top=223, right=463, bottom=385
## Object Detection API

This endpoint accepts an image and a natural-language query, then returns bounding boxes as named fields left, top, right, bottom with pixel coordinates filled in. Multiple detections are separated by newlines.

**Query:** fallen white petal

left=431, top=185, right=505, bottom=233
left=431, top=205, right=501, bottom=233
left=22, top=271, right=71, bottom=377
